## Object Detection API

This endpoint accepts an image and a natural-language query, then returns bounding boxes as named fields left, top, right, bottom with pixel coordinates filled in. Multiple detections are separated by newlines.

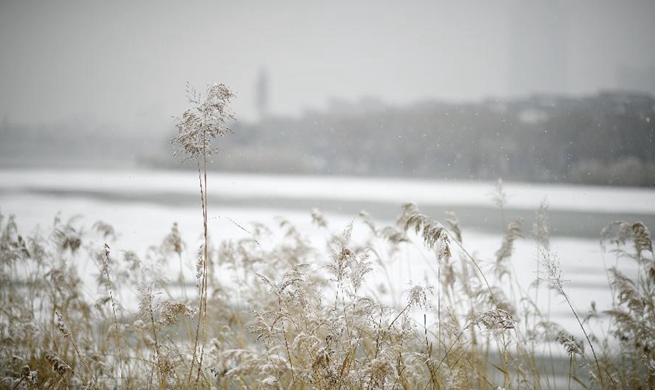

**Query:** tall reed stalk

left=171, top=82, right=235, bottom=388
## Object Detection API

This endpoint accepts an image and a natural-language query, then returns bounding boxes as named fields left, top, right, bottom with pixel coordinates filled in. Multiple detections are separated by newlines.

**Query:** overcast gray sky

left=1, top=0, right=654, bottom=131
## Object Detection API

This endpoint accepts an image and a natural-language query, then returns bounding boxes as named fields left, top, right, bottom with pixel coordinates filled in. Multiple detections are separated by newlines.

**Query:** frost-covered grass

left=0, top=203, right=653, bottom=389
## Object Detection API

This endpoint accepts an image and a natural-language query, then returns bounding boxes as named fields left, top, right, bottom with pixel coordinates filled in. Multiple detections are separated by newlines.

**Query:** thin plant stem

left=561, top=291, right=606, bottom=390
left=195, top=142, right=210, bottom=388
left=187, top=161, right=205, bottom=387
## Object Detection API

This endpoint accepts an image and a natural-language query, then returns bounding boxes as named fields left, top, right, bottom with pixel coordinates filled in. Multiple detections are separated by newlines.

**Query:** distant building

left=508, top=1, right=568, bottom=96
left=255, top=67, right=269, bottom=120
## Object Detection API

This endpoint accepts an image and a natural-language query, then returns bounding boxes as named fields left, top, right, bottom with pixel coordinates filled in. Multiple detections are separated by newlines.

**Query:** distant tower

left=255, top=67, right=269, bottom=120
left=508, top=1, right=568, bottom=96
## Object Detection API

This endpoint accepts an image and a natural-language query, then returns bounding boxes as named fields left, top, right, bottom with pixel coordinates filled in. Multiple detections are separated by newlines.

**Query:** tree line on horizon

left=158, top=90, right=655, bottom=187
left=1, top=90, right=653, bottom=187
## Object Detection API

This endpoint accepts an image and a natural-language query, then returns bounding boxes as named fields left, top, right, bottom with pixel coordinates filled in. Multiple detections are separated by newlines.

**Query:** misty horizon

left=2, top=0, right=655, bottom=131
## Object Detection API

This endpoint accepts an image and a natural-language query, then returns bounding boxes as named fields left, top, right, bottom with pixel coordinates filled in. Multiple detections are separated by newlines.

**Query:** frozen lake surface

left=1, top=168, right=654, bottom=237
left=1, top=168, right=653, bottom=335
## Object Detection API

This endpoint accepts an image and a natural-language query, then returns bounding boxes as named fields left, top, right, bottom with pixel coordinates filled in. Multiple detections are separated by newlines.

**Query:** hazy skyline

left=1, top=0, right=654, bottom=131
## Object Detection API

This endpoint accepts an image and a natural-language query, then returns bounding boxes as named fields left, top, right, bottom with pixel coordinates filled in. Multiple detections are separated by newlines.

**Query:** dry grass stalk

left=172, top=82, right=235, bottom=388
